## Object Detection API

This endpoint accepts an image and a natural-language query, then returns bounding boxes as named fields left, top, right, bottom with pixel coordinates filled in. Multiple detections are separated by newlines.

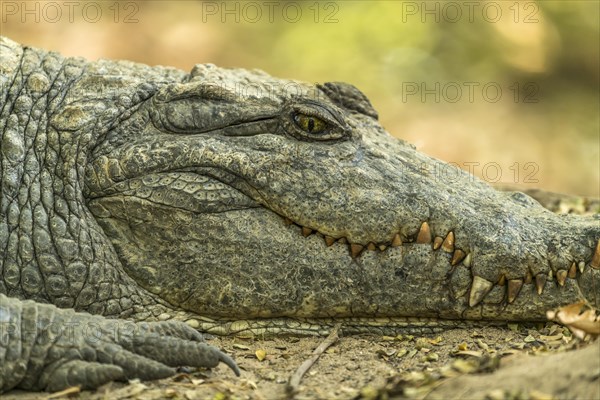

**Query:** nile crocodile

left=1, top=37, right=599, bottom=392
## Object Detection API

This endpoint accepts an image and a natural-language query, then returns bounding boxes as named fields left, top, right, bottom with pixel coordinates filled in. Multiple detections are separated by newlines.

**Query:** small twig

left=286, top=323, right=342, bottom=396
left=44, top=386, right=81, bottom=399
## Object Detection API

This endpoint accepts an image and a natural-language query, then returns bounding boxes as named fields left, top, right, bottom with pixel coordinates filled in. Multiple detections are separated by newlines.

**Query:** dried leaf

left=414, top=338, right=431, bottom=350
left=396, top=348, right=408, bottom=358
left=429, top=336, right=443, bottom=345
left=376, top=348, right=397, bottom=357
left=524, top=335, right=536, bottom=343
left=547, top=301, right=600, bottom=339
left=233, top=344, right=250, bottom=350
left=255, top=349, right=267, bottom=361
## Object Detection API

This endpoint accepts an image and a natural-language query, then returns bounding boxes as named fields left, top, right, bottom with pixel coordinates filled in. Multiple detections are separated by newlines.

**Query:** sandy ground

left=5, top=322, right=599, bottom=400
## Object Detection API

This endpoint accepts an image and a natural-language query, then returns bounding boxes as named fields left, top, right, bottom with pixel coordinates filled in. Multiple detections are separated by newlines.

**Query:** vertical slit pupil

left=307, top=118, right=315, bottom=132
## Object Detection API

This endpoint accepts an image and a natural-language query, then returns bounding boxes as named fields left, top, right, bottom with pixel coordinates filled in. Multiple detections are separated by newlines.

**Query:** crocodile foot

left=1, top=295, right=240, bottom=392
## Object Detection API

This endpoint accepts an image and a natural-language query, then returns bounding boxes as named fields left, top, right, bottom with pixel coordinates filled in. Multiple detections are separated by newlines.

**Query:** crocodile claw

left=1, top=295, right=239, bottom=392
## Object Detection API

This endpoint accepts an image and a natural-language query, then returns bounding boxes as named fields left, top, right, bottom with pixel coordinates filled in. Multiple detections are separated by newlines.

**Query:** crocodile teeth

left=578, top=261, right=585, bottom=273
left=568, top=262, right=577, bottom=278
left=591, top=239, right=600, bottom=269
left=379, top=244, right=387, bottom=251
left=524, top=270, right=533, bottom=284
left=433, top=236, right=443, bottom=250
left=284, top=217, right=293, bottom=226
left=441, top=232, right=455, bottom=253
left=507, top=279, right=523, bottom=304
left=391, top=233, right=402, bottom=247
left=416, top=222, right=432, bottom=244
left=350, top=243, right=364, bottom=258
left=451, top=249, right=466, bottom=266
left=463, top=253, right=472, bottom=268
left=367, top=242, right=377, bottom=251
left=302, top=227, right=313, bottom=237
left=535, top=273, right=547, bottom=295
left=497, top=274, right=506, bottom=286
left=338, top=237, right=347, bottom=244
left=556, top=269, right=567, bottom=286
left=324, top=236, right=336, bottom=247
left=469, top=276, right=494, bottom=307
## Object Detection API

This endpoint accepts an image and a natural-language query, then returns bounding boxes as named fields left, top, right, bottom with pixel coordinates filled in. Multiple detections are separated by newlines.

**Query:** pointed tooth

left=524, top=271, right=533, bottom=284
left=469, top=276, right=494, bottom=307
left=379, top=244, right=387, bottom=251
left=367, top=242, right=377, bottom=251
left=324, top=236, right=336, bottom=247
left=556, top=269, right=567, bottom=286
left=441, top=231, right=455, bottom=253
left=302, top=227, right=313, bottom=237
left=535, top=273, right=547, bottom=295
left=283, top=217, right=293, bottom=226
left=416, top=222, right=432, bottom=244
left=391, top=233, right=402, bottom=247
left=548, top=270, right=553, bottom=279
left=568, top=262, right=577, bottom=278
left=350, top=243, right=364, bottom=259
left=507, top=279, right=523, bottom=304
left=338, top=237, right=347, bottom=244
left=578, top=261, right=585, bottom=274
left=463, top=253, right=472, bottom=268
left=497, top=274, right=506, bottom=286
left=591, top=239, right=600, bottom=269
left=451, top=249, right=466, bottom=266
left=433, top=236, right=443, bottom=250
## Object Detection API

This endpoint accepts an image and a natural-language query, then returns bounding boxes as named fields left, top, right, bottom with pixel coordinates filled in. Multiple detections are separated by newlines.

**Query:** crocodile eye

left=294, top=113, right=327, bottom=134
left=284, top=101, right=349, bottom=141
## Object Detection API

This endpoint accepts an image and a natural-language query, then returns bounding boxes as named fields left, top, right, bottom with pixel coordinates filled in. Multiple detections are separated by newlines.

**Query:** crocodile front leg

left=0, top=294, right=239, bottom=392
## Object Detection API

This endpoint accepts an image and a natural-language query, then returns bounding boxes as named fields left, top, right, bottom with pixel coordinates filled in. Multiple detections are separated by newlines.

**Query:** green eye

left=293, top=113, right=327, bottom=134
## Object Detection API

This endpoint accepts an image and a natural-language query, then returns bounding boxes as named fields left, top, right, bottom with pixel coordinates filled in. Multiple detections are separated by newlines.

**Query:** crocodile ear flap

left=317, top=82, right=379, bottom=120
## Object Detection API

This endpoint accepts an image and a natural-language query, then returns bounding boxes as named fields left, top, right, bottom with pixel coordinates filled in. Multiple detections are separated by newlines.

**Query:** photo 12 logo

left=200, top=1, right=340, bottom=23
left=399, top=1, right=540, bottom=24
left=1, top=1, right=140, bottom=23
left=401, top=82, right=540, bottom=104
left=421, top=161, right=540, bottom=184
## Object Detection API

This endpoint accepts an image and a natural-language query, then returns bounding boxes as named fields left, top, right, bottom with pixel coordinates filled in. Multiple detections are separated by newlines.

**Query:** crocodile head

left=84, top=65, right=600, bottom=334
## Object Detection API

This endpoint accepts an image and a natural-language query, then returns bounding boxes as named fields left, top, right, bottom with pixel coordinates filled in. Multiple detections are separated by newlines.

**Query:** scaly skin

left=1, top=37, right=599, bottom=391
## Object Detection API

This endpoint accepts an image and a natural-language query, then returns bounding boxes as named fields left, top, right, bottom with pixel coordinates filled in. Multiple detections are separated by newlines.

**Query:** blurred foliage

left=1, top=0, right=598, bottom=195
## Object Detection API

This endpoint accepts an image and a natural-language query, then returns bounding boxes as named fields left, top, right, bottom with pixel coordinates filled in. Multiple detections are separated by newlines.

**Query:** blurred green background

left=1, top=1, right=598, bottom=196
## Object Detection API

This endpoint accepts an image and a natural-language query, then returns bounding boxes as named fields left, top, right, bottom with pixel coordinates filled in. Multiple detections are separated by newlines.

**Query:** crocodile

left=1, top=36, right=599, bottom=392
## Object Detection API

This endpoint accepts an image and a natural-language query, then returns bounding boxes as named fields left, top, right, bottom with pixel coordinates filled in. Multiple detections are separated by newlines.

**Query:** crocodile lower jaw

left=171, top=315, right=511, bottom=337
left=283, top=216, right=600, bottom=307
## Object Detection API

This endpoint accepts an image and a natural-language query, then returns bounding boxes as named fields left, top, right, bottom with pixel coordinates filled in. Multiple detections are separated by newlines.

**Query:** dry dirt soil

left=4, top=322, right=599, bottom=400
